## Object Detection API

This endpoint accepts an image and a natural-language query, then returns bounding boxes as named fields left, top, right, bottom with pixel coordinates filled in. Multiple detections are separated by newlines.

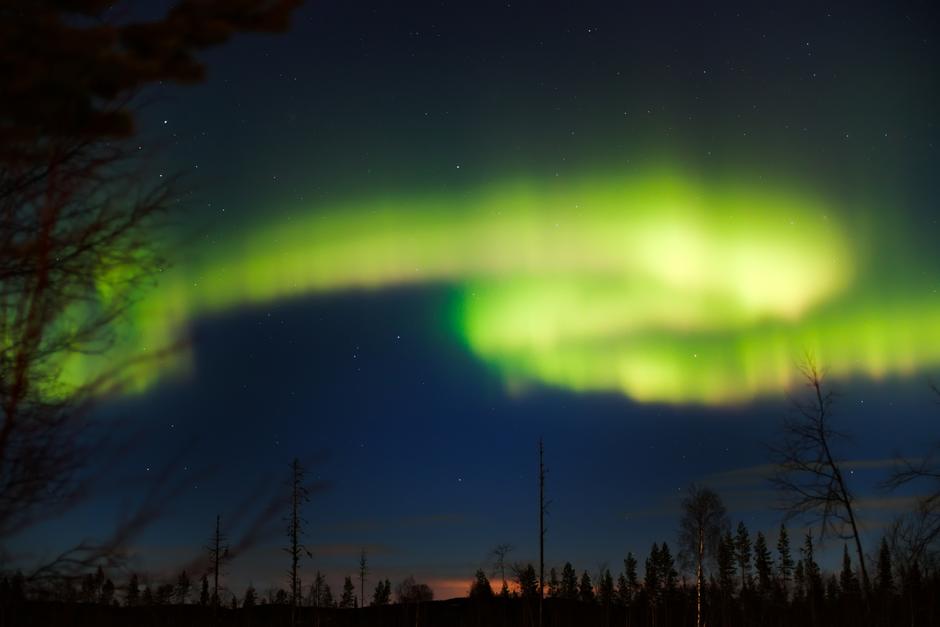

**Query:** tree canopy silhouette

left=0, top=0, right=303, bottom=577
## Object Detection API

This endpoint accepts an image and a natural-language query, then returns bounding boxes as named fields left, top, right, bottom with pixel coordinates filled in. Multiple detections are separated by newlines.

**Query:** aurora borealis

left=17, top=0, right=940, bottom=603
left=67, top=169, right=936, bottom=404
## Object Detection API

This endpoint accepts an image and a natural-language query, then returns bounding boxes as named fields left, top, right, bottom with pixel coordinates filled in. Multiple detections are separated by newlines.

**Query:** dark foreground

left=2, top=594, right=934, bottom=627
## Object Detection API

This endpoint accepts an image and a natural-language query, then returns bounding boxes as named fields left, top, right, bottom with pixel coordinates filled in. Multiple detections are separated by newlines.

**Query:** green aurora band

left=61, top=170, right=940, bottom=405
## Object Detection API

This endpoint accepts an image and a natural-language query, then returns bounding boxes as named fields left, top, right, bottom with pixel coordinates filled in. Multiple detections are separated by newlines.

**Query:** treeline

left=0, top=568, right=420, bottom=610
left=6, top=521, right=936, bottom=627
left=465, top=520, right=939, bottom=626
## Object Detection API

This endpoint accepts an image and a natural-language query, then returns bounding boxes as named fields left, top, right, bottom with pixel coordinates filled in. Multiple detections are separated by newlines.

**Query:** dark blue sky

left=18, top=0, right=940, bottom=599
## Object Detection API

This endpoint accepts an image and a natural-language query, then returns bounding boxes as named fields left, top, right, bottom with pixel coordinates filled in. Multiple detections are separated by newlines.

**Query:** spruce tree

left=470, top=569, right=494, bottom=599
left=518, top=564, right=539, bottom=599
left=311, top=571, right=325, bottom=607
left=793, top=560, right=806, bottom=603
left=101, top=579, right=115, bottom=605
left=243, top=585, right=257, bottom=608
left=658, top=542, right=678, bottom=593
left=578, top=571, right=595, bottom=603
left=754, top=531, right=774, bottom=597
left=320, top=583, right=335, bottom=607
left=548, top=567, right=560, bottom=598
left=735, top=521, right=753, bottom=590
left=340, top=576, right=356, bottom=608
left=371, top=579, right=391, bottom=605
left=777, top=524, right=794, bottom=590
left=645, top=543, right=661, bottom=600
left=598, top=570, right=614, bottom=606
left=125, top=574, right=140, bottom=607
left=717, top=531, right=736, bottom=596
left=80, top=573, right=95, bottom=603
left=93, top=566, right=105, bottom=600
left=802, top=532, right=823, bottom=602
left=826, top=574, right=840, bottom=601
left=358, top=550, right=368, bottom=609
left=199, top=575, right=209, bottom=606
left=840, top=544, right=860, bottom=598
left=560, top=562, right=578, bottom=600
left=875, top=537, right=894, bottom=595
left=624, top=553, right=639, bottom=595
left=616, top=572, right=631, bottom=606
left=175, top=570, right=191, bottom=604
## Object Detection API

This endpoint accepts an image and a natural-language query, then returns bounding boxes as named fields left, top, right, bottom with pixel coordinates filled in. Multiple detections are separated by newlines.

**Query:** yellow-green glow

left=49, top=169, right=940, bottom=405
left=459, top=290, right=940, bottom=404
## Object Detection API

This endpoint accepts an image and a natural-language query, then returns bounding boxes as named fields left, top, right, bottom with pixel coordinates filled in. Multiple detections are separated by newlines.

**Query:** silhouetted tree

left=658, top=543, right=678, bottom=593
left=243, top=584, right=257, bottom=608
left=358, top=548, right=368, bottom=609
left=371, top=578, right=391, bottom=606
left=578, top=571, right=595, bottom=603
left=515, top=563, right=539, bottom=599
left=598, top=569, right=614, bottom=606
left=802, top=531, right=824, bottom=622
left=0, top=0, right=304, bottom=581
left=826, top=573, right=840, bottom=602
left=793, top=560, right=806, bottom=603
left=101, top=578, right=115, bottom=605
left=155, top=583, right=174, bottom=605
left=776, top=524, right=794, bottom=596
left=717, top=531, right=736, bottom=596
left=174, top=570, right=191, bottom=604
left=875, top=537, right=894, bottom=595
left=735, top=521, right=753, bottom=591
left=883, top=383, right=940, bottom=570
left=125, top=573, right=140, bottom=607
left=645, top=543, right=662, bottom=601
left=285, top=458, right=309, bottom=623
left=207, top=514, right=229, bottom=607
left=396, top=576, right=433, bottom=603
left=320, top=582, right=335, bottom=607
left=615, top=571, right=630, bottom=606
left=309, top=570, right=335, bottom=608
left=840, top=545, right=858, bottom=597
left=199, top=575, right=209, bottom=606
left=490, top=544, right=514, bottom=597
left=560, top=562, right=578, bottom=600
left=340, top=576, right=356, bottom=608
left=678, top=484, right=728, bottom=627
left=470, top=569, right=494, bottom=599
left=141, top=585, right=153, bottom=606
left=753, top=531, right=774, bottom=597
left=770, top=358, right=871, bottom=597
left=624, top=552, right=639, bottom=602
left=547, top=567, right=560, bottom=598
left=538, top=437, right=548, bottom=627
left=80, top=571, right=96, bottom=603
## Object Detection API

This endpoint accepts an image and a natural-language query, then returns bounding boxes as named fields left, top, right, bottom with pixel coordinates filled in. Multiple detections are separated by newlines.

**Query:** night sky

left=19, top=0, right=940, bottom=599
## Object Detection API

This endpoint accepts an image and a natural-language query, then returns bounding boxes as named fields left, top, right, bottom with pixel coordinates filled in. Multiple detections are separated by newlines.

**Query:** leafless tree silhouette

left=0, top=0, right=302, bottom=580
left=769, top=356, right=871, bottom=597
left=286, top=458, right=309, bottom=626
left=883, top=382, right=940, bottom=572
left=490, top=543, right=514, bottom=594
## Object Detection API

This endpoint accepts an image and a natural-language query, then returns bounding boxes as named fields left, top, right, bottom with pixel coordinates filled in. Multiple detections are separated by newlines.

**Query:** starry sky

left=19, top=0, right=940, bottom=599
